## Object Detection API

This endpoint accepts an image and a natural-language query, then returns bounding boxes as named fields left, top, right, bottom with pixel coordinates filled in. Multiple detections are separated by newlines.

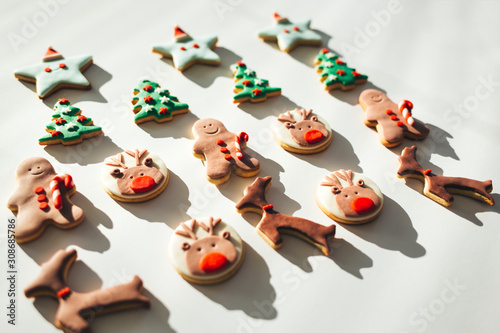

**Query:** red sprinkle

left=390, top=115, right=397, bottom=120
left=352, top=71, right=360, bottom=77
left=321, top=48, right=329, bottom=54
left=224, top=154, right=232, bottom=160
left=236, top=61, right=245, bottom=67
left=143, top=84, right=153, bottom=92
left=58, top=98, right=69, bottom=104
left=252, top=88, right=262, bottom=96
left=386, top=110, right=393, bottom=115
left=293, top=26, right=299, bottom=31
left=55, top=118, right=66, bottom=125
left=424, top=169, right=432, bottom=175
left=216, top=139, right=224, bottom=146
left=220, top=147, right=228, bottom=153
left=59, top=63, right=66, bottom=68
left=336, top=69, right=345, bottom=76
left=44, top=67, right=52, bottom=72
left=34, top=186, right=45, bottom=194
left=396, top=121, right=404, bottom=127
left=335, top=59, right=345, bottom=65
left=243, top=80, right=252, bottom=86
left=144, top=95, right=153, bottom=103
left=50, top=130, right=61, bottom=137
left=283, top=29, right=289, bottom=33
left=76, top=116, right=87, bottom=123
left=262, top=204, right=274, bottom=211
left=180, top=46, right=186, bottom=51
left=37, top=194, right=47, bottom=202
left=39, top=202, right=48, bottom=210
left=159, top=107, right=168, bottom=115
left=192, top=43, right=199, bottom=48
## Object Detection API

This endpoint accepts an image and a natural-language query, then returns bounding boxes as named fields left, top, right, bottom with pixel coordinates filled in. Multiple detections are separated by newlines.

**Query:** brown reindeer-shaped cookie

left=236, top=176, right=336, bottom=255
left=7, top=157, right=84, bottom=243
left=102, top=149, right=168, bottom=202
left=317, top=169, right=384, bottom=224
left=397, top=146, right=494, bottom=206
left=359, top=89, right=430, bottom=147
left=192, top=118, right=260, bottom=184
left=169, top=217, right=245, bottom=284
left=24, top=249, right=151, bottom=333
left=274, top=108, right=332, bottom=154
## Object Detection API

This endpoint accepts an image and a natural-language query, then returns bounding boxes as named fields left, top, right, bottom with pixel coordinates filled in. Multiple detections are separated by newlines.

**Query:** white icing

left=65, top=122, right=78, bottom=130
left=324, top=62, right=333, bottom=68
left=316, top=171, right=384, bottom=222
left=325, top=52, right=335, bottom=59
left=154, top=87, right=163, bottom=94
left=271, top=110, right=332, bottom=150
left=60, top=106, right=72, bottom=114
left=160, top=96, right=171, bottom=104
left=142, top=104, right=153, bottom=112
left=244, top=68, right=254, bottom=76
left=254, top=78, right=264, bottom=86
left=101, top=151, right=168, bottom=200
left=168, top=217, right=244, bottom=282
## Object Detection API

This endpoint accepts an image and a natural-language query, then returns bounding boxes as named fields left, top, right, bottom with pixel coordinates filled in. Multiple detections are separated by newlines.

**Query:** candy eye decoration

left=357, top=179, right=365, bottom=186
left=332, top=186, right=341, bottom=194
left=222, top=231, right=230, bottom=240
left=181, top=242, right=190, bottom=251
left=311, top=115, right=318, bottom=121
left=144, top=157, right=153, bottom=167
left=111, top=169, right=123, bottom=178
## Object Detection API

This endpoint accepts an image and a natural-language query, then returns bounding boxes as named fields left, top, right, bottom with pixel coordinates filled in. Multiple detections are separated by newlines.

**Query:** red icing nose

left=199, top=252, right=228, bottom=273
left=351, top=197, right=375, bottom=214
left=130, top=176, right=156, bottom=193
left=304, top=130, right=324, bottom=143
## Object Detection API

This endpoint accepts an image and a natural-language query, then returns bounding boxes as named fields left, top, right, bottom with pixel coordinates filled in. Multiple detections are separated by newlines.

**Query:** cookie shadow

left=292, top=130, right=362, bottom=173
left=116, top=170, right=190, bottom=226
left=44, top=135, right=123, bottom=166
left=163, top=47, right=241, bottom=88
left=20, top=193, right=112, bottom=263
left=137, top=111, right=200, bottom=139
left=330, top=81, right=386, bottom=106
left=287, top=29, right=332, bottom=68
left=236, top=94, right=300, bottom=120
left=342, top=195, right=426, bottom=258
left=41, top=64, right=112, bottom=105
left=193, top=242, right=277, bottom=319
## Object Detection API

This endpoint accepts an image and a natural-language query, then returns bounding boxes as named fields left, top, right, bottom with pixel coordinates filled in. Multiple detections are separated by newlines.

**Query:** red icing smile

left=129, top=176, right=156, bottom=193
left=199, top=252, right=228, bottom=273
left=351, top=197, right=375, bottom=214
left=304, top=129, right=324, bottom=144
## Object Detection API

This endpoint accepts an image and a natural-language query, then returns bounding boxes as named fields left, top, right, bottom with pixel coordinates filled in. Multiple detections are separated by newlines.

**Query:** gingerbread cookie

left=192, top=118, right=260, bottom=184
left=25, top=249, right=151, bottom=333
left=14, top=47, right=93, bottom=99
left=7, top=157, right=84, bottom=243
left=258, top=13, right=322, bottom=52
left=316, top=169, right=384, bottom=224
left=272, top=108, right=332, bottom=154
left=359, top=89, right=430, bottom=147
left=152, top=26, right=220, bottom=71
left=101, top=149, right=169, bottom=202
left=236, top=176, right=336, bottom=255
left=232, top=61, right=281, bottom=103
left=315, top=48, right=368, bottom=91
left=131, top=79, right=189, bottom=124
left=39, top=98, right=102, bottom=146
left=397, top=146, right=495, bottom=206
left=169, top=217, right=245, bottom=284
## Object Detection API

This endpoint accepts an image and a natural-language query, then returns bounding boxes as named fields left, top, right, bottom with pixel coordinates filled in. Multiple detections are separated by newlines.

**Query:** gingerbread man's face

left=193, top=118, right=227, bottom=137
left=360, top=89, right=388, bottom=106
left=16, top=157, right=55, bottom=181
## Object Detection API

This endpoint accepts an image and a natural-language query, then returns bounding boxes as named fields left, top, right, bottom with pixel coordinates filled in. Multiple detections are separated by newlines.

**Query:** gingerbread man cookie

left=192, top=118, right=260, bottom=184
left=25, top=249, right=151, bottom=333
left=359, top=89, right=430, bottom=147
left=7, top=157, right=84, bottom=243
left=169, top=217, right=245, bottom=284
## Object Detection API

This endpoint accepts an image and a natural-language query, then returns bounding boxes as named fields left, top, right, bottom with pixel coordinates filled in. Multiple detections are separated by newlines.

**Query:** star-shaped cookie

left=152, top=26, right=221, bottom=71
left=14, top=47, right=93, bottom=99
left=258, top=13, right=322, bottom=52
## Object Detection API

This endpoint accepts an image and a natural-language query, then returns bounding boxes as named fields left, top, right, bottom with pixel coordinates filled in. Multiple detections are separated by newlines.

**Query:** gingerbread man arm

left=7, top=188, right=23, bottom=210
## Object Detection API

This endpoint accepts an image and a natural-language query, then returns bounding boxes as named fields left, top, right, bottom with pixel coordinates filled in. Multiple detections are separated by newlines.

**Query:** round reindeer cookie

left=316, top=169, right=384, bottom=224
left=272, top=108, right=332, bottom=154
left=101, top=149, right=169, bottom=202
left=169, top=217, right=245, bottom=284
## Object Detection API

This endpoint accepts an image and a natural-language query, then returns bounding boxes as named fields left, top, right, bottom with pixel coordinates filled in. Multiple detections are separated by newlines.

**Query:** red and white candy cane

left=235, top=132, right=249, bottom=160
left=50, top=174, right=74, bottom=210
left=398, top=100, right=415, bottom=126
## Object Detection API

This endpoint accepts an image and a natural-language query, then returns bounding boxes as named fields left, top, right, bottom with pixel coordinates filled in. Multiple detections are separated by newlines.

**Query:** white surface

left=1, top=1, right=499, bottom=333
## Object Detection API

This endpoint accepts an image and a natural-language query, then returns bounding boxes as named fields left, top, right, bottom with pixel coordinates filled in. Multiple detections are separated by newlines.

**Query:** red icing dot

left=159, top=107, right=169, bottom=115
left=37, top=194, right=47, bottom=202
left=351, top=197, right=375, bottom=214
left=57, top=287, right=71, bottom=299
left=58, top=98, right=69, bottom=104
left=59, top=63, right=66, bottom=68
left=34, top=186, right=45, bottom=194
left=39, top=202, right=48, bottom=210
left=252, top=88, right=262, bottom=96
left=283, top=29, right=289, bottom=33
left=424, top=169, right=432, bottom=175
left=243, top=80, right=252, bottom=87
left=77, top=115, right=87, bottom=123
left=44, top=67, right=52, bottom=72
left=335, top=59, right=345, bottom=65
left=180, top=46, right=186, bottom=51
left=321, top=48, right=329, bottom=54
left=199, top=252, right=228, bottom=273
left=143, top=84, right=153, bottom=92
left=216, top=139, right=224, bottom=146
left=220, top=147, right=228, bottom=153
left=304, top=130, right=324, bottom=144
left=386, top=110, right=393, bottom=115
left=130, top=176, right=156, bottom=193
left=50, top=130, right=61, bottom=137
left=397, top=121, right=404, bottom=127
left=192, top=43, right=199, bottom=48
left=55, top=118, right=66, bottom=125
left=236, top=61, right=245, bottom=67
left=352, top=71, right=360, bottom=77
left=262, top=204, right=273, bottom=211
left=144, top=95, right=153, bottom=103
left=390, top=115, right=397, bottom=120
left=293, top=26, right=299, bottom=31
left=336, top=69, right=345, bottom=76
left=224, top=154, right=232, bottom=160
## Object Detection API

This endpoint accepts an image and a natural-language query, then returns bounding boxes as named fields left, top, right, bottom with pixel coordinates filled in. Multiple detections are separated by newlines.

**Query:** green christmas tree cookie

left=314, top=48, right=368, bottom=91
left=232, top=61, right=281, bottom=104
left=39, top=98, right=102, bottom=146
left=131, top=80, right=189, bottom=124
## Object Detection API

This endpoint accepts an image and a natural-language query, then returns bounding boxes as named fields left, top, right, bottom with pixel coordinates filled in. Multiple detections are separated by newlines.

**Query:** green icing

left=132, top=79, right=189, bottom=122
left=315, top=49, right=368, bottom=88
left=232, top=63, right=281, bottom=102
left=39, top=99, right=102, bottom=143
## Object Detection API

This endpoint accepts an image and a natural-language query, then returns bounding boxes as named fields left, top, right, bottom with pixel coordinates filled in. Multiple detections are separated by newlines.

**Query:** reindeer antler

left=175, top=219, right=198, bottom=240
left=277, top=111, right=296, bottom=124
left=334, top=169, right=354, bottom=186
left=125, top=149, right=148, bottom=166
left=198, top=217, right=222, bottom=235
left=320, top=173, right=343, bottom=189
left=105, top=153, right=128, bottom=169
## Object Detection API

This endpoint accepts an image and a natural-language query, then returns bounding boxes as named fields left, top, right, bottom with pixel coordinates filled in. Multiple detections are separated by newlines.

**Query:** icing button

left=39, top=202, right=49, bottom=210
left=37, top=194, right=47, bottom=202
left=34, top=186, right=45, bottom=194
left=224, top=154, right=232, bottom=160
left=397, top=121, right=404, bottom=127
left=424, top=169, right=432, bottom=175
left=44, top=67, right=52, bottom=72
left=59, top=63, right=66, bottom=68
left=390, top=115, right=397, bottom=120
left=220, top=147, right=228, bottom=153
left=216, top=139, right=225, bottom=146
left=386, top=110, right=393, bottom=115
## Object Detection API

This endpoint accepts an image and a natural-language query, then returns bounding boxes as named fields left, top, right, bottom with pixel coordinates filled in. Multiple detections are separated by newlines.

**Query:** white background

left=1, top=0, right=500, bottom=332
